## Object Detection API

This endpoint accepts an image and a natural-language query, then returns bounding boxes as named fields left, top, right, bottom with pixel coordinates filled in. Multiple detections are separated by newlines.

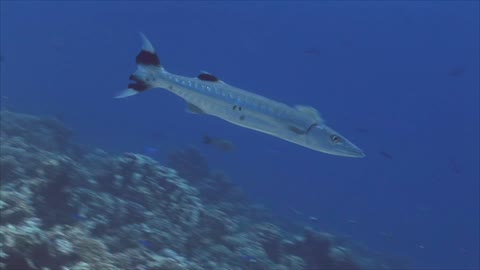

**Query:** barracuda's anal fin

left=186, top=103, right=206, bottom=114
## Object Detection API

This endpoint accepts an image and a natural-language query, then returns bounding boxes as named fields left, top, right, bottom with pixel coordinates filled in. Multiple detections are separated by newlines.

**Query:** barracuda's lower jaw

left=329, top=146, right=365, bottom=158
left=352, top=151, right=366, bottom=158
left=343, top=148, right=366, bottom=158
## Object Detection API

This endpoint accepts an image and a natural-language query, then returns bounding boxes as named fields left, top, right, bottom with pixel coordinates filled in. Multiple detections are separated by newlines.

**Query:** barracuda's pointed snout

left=342, top=143, right=366, bottom=158
left=325, top=137, right=365, bottom=158
left=306, top=125, right=366, bottom=158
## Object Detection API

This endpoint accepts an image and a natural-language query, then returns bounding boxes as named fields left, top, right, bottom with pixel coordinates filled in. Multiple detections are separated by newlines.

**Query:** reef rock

left=0, top=111, right=399, bottom=270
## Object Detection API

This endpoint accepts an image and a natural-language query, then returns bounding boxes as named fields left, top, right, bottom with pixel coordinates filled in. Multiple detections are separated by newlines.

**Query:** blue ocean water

left=0, top=1, right=478, bottom=269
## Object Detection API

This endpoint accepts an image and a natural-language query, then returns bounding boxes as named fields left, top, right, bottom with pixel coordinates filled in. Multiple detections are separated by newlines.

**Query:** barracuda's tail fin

left=115, top=33, right=163, bottom=98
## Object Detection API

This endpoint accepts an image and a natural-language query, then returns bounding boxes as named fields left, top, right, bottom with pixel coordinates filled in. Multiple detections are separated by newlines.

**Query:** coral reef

left=0, top=110, right=399, bottom=270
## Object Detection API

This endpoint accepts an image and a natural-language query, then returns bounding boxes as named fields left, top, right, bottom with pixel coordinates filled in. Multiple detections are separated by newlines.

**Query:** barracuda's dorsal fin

left=295, top=105, right=324, bottom=124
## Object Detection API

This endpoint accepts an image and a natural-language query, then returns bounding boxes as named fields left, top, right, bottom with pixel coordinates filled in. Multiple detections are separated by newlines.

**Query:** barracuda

left=116, top=34, right=365, bottom=158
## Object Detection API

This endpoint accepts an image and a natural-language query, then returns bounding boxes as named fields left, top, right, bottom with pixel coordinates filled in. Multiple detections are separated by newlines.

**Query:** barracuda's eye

left=331, top=135, right=342, bottom=144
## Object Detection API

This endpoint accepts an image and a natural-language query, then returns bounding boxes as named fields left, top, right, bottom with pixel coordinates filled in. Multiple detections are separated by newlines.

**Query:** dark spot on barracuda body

left=233, top=105, right=237, bottom=110
left=232, top=105, right=242, bottom=111
left=168, top=85, right=173, bottom=90
left=198, top=73, right=219, bottom=82
left=136, top=50, right=160, bottom=66
left=128, top=74, right=149, bottom=91
left=238, top=106, right=242, bottom=111
left=239, top=115, right=245, bottom=120
left=129, top=74, right=138, bottom=81
left=128, top=81, right=148, bottom=92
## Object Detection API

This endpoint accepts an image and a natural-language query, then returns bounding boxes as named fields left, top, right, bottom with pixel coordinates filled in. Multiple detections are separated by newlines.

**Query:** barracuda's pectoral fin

left=287, top=106, right=324, bottom=135
left=288, top=123, right=318, bottom=135
left=186, top=103, right=206, bottom=114
left=294, top=105, right=324, bottom=124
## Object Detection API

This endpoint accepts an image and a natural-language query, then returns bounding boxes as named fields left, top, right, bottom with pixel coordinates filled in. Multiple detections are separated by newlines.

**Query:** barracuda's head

left=306, top=124, right=365, bottom=158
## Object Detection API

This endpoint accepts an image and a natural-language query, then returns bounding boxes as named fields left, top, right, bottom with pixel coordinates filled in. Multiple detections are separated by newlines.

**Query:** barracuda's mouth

left=334, top=143, right=365, bottom=158
left=345, top=148, right=366, bottom=158
left=306, top=125, right=365, bottom=158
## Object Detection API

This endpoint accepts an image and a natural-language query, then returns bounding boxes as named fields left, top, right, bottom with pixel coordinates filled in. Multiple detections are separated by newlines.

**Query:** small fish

left=416, top=205, right=431, bottom=213
left=138, top=239, right=152, bottom=248
left=355, top=127, right=369, bottom=134
left=304, top=48, right=321, bottom=55
left=0, top=96, right=8, bottom=110
left=379, top=151, right=393, bottom=160
left=143, top=146, right=159, bottom=155
left=241, top=254, right=257, bottom=263
left=115, top=33, right=365, bottom=158
left=289, top=207, right=304, bottom=215
left=379, top=232, right=394, bottom=240
left=346, top=219, right=358, bottom=224
left=202, top=136, right=235, bottom=152
left=71, top=213, right=87, bottom=221
left=309, top=216, right=319, bottom=222
left=448, top=157, right=461, bottom=174
left=54, top=112, right=65, bottom=122
left=448, top=66, right=465, bottom=77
